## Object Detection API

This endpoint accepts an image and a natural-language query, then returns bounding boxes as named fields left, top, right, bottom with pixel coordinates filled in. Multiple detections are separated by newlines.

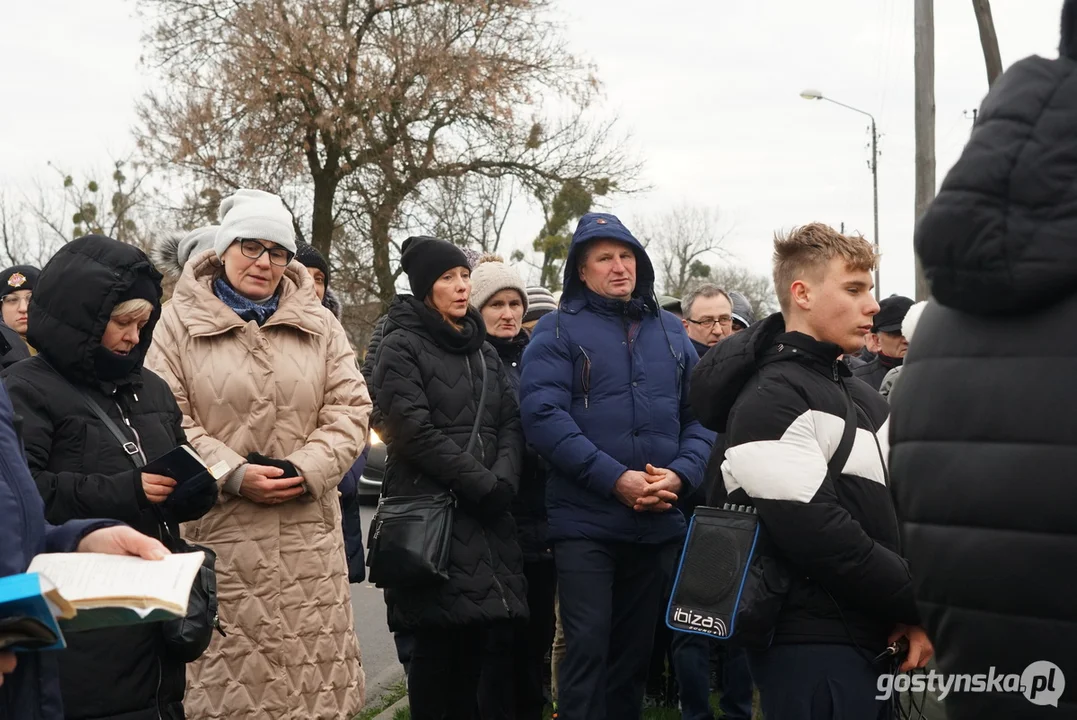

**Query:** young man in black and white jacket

left=690, top=223, right=932, bottom=718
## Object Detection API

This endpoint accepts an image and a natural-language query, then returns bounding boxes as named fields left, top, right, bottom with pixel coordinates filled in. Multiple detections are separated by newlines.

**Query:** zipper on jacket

left=482, top=527, right=511, bottom=615
left=155, top=655, right=163, bottom=720
left=578, top=346, right=591, bottom=409
left=114, top=397, right=148, bottom=465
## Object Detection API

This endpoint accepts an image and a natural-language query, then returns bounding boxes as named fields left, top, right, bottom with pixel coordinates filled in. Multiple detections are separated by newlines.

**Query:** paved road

left=351, top=504, right=402, bottom=704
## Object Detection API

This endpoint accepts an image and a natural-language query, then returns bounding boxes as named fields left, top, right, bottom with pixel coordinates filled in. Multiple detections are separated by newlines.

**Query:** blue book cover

left=0, top=573, right=69, bottom=653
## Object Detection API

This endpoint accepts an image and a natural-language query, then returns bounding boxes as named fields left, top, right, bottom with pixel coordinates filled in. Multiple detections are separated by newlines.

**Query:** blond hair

left=772, top=223, right=878, bottom=313
left=111, top=298, right=154, bottom=320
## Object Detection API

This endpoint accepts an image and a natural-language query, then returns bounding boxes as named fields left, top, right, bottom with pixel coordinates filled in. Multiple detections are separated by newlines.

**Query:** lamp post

left=800, top=89, right=880, bottom=299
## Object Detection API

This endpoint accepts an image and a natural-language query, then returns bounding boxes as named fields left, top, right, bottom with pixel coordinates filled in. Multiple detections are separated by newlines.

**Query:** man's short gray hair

left=682, top=284, right=731, bottom=319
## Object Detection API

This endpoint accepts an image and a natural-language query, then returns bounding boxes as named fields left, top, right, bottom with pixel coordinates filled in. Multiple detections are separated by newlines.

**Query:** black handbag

left=366, top=350, right=488, bottom=589
left=666, top=382, right=859, bottom=648
left=39, top=360, right=224, bottom=661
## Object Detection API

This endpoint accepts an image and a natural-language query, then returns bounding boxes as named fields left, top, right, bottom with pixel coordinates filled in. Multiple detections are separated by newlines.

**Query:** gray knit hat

left=469, top=254, right=528, bottom=313
left=524, top=286, right=557, bottom=322
left=729, top=291, right=755, bottom=329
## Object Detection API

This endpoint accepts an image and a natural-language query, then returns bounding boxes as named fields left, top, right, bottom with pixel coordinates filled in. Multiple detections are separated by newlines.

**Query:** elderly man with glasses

left=681, top=284, right=734, bottom=357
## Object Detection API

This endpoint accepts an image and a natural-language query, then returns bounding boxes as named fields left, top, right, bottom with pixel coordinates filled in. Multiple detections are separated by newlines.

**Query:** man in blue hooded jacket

left=520, top=213, right=713, bottom=720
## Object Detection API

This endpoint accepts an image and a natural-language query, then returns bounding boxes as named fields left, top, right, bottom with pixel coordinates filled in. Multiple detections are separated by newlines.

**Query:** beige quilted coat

left=145, top=251, right=370, bottom=720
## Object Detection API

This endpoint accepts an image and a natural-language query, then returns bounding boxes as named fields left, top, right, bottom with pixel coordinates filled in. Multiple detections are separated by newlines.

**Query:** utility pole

left=973, top=0, right=1003, bottom=87
left=914, top=0, right=935, bottom=302
left=871, top=117, right=879, bottom=299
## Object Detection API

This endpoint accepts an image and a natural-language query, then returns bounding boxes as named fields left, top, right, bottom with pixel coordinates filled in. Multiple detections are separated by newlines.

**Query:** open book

left=0, top=551, right=206, bottom=645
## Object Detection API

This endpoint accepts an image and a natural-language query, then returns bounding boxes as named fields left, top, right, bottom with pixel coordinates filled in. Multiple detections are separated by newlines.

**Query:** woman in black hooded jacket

left=2, top=235, right=217, bottom=720
left=369, top=236, right=527, bottom=720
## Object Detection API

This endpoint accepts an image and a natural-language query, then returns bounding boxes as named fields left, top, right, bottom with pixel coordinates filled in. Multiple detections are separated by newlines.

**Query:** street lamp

left=801, top=89, right=880, bottom=299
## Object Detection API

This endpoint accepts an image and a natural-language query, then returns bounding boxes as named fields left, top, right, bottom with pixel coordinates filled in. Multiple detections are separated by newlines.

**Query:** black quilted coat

left=370, top=295, right=528, bottom=631
left=890, top=12, right=1077, bottom=718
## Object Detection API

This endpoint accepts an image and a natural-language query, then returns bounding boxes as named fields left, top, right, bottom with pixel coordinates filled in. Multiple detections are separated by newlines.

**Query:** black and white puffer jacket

left=691, top=313, right=920, bottom=653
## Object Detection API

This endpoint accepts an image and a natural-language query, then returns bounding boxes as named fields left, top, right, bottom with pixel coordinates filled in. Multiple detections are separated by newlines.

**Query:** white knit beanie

left=469, top=254, right=528, bottom=313
left=214, top=189, right=297, bottom=258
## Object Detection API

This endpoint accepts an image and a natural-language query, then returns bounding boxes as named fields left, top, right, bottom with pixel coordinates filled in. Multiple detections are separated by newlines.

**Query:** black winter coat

left=850, top=352, right=900, bottom=391
left=489, top=331, right=551, bottom=563
left=692, top=314, right=918, bottom=652
left=890, top=38, right=1077, bottom=719
left=2, top=236, right=217, bottom=720
left=0, top=323, right=29, bottom=368
left=370, top=295, right=527, bottom=631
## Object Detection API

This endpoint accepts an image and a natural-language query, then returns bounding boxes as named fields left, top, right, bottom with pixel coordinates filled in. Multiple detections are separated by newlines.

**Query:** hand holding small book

left=142, top=473, right=176, bottom=504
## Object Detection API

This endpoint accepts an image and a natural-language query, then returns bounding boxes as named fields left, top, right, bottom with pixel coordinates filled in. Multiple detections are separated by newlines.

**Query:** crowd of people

left=5, top=5, right=1077, bottom=717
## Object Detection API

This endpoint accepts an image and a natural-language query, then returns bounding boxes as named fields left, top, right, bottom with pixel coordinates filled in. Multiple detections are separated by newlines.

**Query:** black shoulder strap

left=466, top=350, right=489, bottom=455
left=828, top=382, right=859, bottom=480
left=37, top=358, right=145, bottom=469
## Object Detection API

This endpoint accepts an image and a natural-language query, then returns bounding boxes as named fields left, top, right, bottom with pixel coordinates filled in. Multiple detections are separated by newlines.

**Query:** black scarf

left=488, top=330, right=529, bottom=365
left=404, top=295, right=487, bottom=355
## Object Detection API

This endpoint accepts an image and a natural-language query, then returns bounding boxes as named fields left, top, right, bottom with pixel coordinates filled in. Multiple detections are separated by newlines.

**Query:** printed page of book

left=27, top=551, right=204, bottom=615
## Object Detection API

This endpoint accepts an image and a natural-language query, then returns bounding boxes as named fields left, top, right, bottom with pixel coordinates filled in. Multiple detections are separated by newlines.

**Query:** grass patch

left=352, top=680, right=407, bottom=720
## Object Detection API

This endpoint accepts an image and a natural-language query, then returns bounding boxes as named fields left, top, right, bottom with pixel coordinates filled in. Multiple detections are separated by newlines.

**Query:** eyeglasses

left=687, top=316, right=732, bottom=330
left=237, top=239, right=294, bottom=267
left=2, top=294, right=30, bottom=309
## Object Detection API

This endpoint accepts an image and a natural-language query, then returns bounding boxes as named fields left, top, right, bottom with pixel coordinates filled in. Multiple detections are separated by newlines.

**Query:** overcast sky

left=0, top=0, right=1067, bottom=296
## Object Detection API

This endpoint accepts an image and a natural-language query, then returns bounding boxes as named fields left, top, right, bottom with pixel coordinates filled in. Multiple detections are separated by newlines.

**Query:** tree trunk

left=914, top=0, right=935, bottom=302
left=310, top=171, right=339, bottom=259
left=370, top=205, right=398, bottom=310
left=972, top=0, right=1003, bottom=87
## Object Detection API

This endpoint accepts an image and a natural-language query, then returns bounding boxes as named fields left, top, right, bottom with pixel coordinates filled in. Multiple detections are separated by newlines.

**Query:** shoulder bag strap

left=466, top=349, right=489, bottom=455
left=36, top=358, right=182, bottom=542
left=37, top=358, right=145, bottom=470
left=828, top=380, right=859, bottom=481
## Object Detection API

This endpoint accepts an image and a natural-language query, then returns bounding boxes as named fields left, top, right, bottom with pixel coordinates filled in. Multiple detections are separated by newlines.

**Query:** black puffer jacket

left=370, top=295, right=527, bottom=630
left=890, top=19, right=1077, bottom=719
left=2, top=235, right=217, bottom=720
left=0, top=323, right=29, bottom=368
left=692, top=314, right=917, bottom=652
left=489, top=331, right=551, bottom=563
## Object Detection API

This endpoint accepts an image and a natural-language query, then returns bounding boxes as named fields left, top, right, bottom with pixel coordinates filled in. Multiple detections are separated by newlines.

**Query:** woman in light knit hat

left=145, top=188, right=370, bottom=720
left=469, top=254, right=556, bottom=720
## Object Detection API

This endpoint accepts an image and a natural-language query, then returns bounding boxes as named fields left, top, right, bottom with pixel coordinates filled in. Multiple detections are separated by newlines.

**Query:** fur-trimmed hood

left=151, top=226, right=218, bottom=280
left=323, top=287, right=342, bottom=319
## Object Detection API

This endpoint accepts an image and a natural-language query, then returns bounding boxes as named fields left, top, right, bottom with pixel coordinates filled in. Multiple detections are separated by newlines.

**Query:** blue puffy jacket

left=0, top=383, right=114, bottom=719
left=339, top=447, right=368, bottom=584
left=519, top=213, right=714, bottom=544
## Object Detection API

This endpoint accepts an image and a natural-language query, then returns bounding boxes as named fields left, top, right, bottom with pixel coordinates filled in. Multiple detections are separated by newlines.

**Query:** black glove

left=479, top=480, right=514, bottom=521
left=247, top=452, right=300, bottom=478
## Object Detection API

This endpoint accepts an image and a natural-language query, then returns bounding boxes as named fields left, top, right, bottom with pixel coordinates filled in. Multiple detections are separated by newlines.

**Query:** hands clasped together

left=613, top=463, right=684, bottom=513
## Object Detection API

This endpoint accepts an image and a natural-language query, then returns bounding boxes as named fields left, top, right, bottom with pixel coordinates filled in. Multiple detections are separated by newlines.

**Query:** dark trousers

left=409, top=624, right=508, bottom=720
left=553, top=539, right=677, bottom=720
left=747, top=643, right=885, bottom=720
left=671, top=633, right=754, bottom=720
left=513, top=560, right=557, bottom=720
left=395, top=630, right=415, bottom=676
left=475, top=561, right=556, bottom=720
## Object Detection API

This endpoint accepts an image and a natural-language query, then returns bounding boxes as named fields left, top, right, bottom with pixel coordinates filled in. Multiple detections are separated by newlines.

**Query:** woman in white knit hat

left=145, top=188, right=371, bottom=720
left=469, top=254, right=556, bottom=720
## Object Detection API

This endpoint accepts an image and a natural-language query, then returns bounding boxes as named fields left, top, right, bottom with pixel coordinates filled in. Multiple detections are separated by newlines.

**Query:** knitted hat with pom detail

left=468, top=254, right=529, bottom=314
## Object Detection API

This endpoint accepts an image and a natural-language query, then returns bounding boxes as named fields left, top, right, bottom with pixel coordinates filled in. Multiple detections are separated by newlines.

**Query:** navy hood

left=561, top=213, right=656, bottom=308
